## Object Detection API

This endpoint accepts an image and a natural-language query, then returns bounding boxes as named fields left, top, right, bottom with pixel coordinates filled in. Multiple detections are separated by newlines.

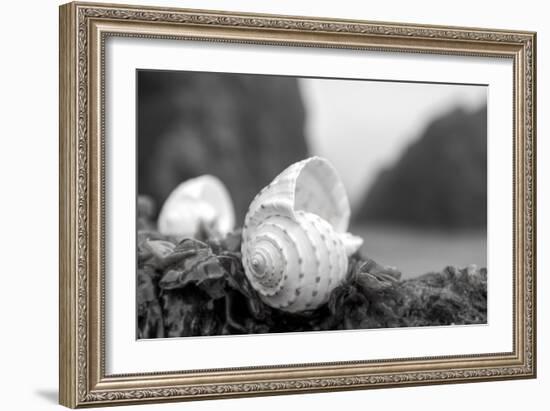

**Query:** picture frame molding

left=59, top=2, right=536, bottom=408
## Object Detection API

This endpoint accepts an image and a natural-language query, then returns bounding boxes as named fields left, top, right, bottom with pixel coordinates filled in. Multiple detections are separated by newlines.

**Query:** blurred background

left=138, top=70, right=487, bottom=278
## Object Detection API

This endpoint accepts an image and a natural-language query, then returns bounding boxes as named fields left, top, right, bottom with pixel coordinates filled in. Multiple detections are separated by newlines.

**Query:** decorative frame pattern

left=59, top=2, right=536, bottom=408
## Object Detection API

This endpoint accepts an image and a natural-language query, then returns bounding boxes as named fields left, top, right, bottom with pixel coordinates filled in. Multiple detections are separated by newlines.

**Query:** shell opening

left=157, top=175, right=235, bottom=239
left=293, top=157, right=350, bottom=233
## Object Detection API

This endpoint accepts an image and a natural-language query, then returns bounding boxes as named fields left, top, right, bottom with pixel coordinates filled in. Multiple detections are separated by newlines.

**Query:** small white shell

left=158, top=175, right=235, bottom=240
left=242, top=157, right=363, bottom=313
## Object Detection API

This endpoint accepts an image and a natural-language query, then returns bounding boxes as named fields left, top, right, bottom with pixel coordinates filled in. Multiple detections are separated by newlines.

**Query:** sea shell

left=158, top=175, right=235, bottom=240
left=241, top=156, right=364, bottom=313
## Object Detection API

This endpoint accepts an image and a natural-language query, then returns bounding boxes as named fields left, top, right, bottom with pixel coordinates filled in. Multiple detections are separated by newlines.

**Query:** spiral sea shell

left=241, top=157, right=364, bottom=313
left=158, top=175, right=235, bottom=240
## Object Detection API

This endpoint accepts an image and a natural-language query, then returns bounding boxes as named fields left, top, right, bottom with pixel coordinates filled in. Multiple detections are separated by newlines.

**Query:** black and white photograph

left=52, top=2, right=538, bottom=407
left=136, top=70, right=488, bottom=339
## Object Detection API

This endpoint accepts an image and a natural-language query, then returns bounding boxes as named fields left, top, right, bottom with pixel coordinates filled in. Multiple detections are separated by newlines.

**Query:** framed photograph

left=59, top=2, right=537, bottom=408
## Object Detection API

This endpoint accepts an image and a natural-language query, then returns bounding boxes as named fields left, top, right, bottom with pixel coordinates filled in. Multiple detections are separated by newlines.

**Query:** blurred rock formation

left=356, top=105, right=487, bottom=228
left=138, top=70, right=309, bottom=223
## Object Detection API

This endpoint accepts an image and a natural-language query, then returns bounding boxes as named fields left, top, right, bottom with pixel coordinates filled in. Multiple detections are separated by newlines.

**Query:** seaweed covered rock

left=396, top=265, right=487, bottom=326
left=136, top=200, right=487, bottom=338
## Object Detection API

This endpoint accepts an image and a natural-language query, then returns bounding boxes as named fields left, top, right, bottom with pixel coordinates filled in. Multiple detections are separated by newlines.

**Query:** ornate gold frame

left=59, top=1, right=537, bottom=408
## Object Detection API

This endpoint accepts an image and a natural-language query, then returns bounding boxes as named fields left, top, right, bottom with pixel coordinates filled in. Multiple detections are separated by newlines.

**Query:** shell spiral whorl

left=242, top=157, right=363, bottom=313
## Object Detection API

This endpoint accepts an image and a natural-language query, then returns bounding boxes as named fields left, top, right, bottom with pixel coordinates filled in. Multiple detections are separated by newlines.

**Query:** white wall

left=0, top=0, right=546, bottom=409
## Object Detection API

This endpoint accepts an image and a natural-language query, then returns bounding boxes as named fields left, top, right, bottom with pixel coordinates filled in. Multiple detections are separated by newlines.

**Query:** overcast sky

left=299, top=78, right=487, bottom=210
